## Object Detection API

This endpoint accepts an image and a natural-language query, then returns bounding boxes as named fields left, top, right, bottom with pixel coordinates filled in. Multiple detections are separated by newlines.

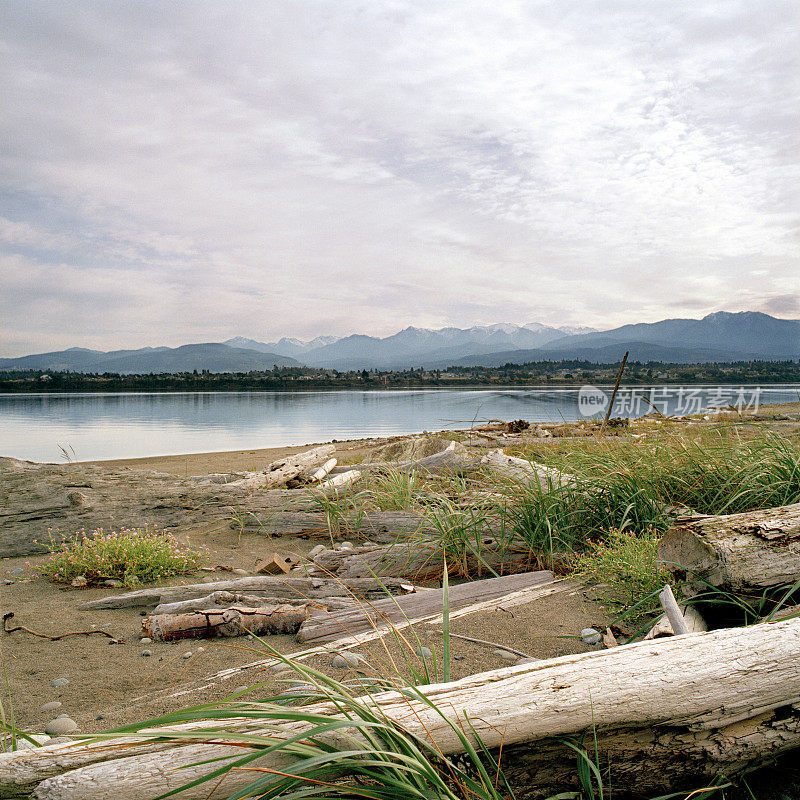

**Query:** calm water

left=1, top=386, right=798, bottom=463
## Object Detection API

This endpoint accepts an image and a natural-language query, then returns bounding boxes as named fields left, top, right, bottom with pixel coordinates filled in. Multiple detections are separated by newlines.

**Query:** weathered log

left=5, top=618, right=800, bottom=800
left=142, top=604, right=312, bottom=641
left=309, top=457, right=337, bottom=482
left=355, top=441, right=477, bottom=476
left=314, top=469, right=362, bottom=498
left=658, top=502, right=800, bottom=594
left=296, top=570, right=557, bottom=643
left=644, top=604, right=707, bottom=639
left=481, top=449, right=575, bottom=489
left=78, top=576, right=417, bottom=610
left=233, top=509, right=441, bottom=541
left=309, top=535, right=536, bottom=579
left=152, top=591, right=357, bottom=616
left=193, top=445, right=336, bottom=490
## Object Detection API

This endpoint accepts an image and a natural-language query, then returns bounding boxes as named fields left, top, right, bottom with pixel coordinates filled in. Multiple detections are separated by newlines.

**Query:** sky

left=1, top=1, right=799, bottom=357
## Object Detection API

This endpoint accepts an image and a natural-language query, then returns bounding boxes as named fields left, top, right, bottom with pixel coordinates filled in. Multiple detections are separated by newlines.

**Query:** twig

left=430, top=629, right=531, bottom=659
left=600, top=350, right=629, bottom=434
left=3, top=612, right=124, bottom=643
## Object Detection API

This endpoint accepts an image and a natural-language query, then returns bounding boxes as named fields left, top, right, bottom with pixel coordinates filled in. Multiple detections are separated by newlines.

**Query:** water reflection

left=1, top=387, right=797, bottom=463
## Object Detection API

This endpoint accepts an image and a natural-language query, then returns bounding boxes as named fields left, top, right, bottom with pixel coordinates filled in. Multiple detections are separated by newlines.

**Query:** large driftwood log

left=481, top=449, right=575, bottom=489
left=152, top=591, right=357, bottom=616
left=5, top=618, right=800, bottom=800
left=192, top=445, right=336, bottom=489
left=309, top=535, right=537, bottom=580
left=233, top=509, right=443, bottom=541
left=78, top=576, right=417, bottom=610
left=658, top=502, right=800, bottom=594
left=142, top=605, right=311, bottom=641
left=354, top=441, right=477, bottom=476
left=296, top=570, right=557, bottom=643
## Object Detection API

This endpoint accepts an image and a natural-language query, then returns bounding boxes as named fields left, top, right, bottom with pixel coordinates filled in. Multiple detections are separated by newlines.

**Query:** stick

left=430, top=629, right=532, bottom=658
left=2, top=612, right=123, bottom=643
left=658, top=585, right=689, bottom=635
left=600, top=350, right=629, bottom=433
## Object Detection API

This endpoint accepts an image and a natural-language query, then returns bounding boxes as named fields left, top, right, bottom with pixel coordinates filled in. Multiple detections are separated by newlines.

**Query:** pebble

left=140, top=649, right=152, bottom=657
left=70, top=576, right=87, bottom=588
left=181, top=651, right=193, bottom=659
left=41, top=701, right=63, bottom=713
left=102, top=579, right=123, bottom=588
left=232, top=685, right=249, bottom=694
left=414, top=646, right=433, bottom=658
left=3, top=579, right=13, bottom=585
left=232, top=568, right=248, bottom=575
left=308, top=544, right=326, bottom=558
left=140, top=637, right=152, bottom=644
left=10, top=567, right=23, bottom=575
left=267, top=662, right=291, bottom=675
left=196, top=646, right=205, bottom=653
left=51, top=678, right=70, bottom=688
left=45, top=717, right=78, bottom=736
left=580, top=628, right=603, bottom=646
left=331, top=652, right=362, bottom=669
left=493, top=649, right=519, bottom=662
left=515, top=656, right=539, bottom=666
left=338, top=541, right=353, bottom=550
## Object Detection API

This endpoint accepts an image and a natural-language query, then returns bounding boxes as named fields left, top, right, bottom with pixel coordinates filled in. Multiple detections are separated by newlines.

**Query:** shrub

left=40, top=527, right=206, bottom=585
left=572, top=527, right=671, bottom=623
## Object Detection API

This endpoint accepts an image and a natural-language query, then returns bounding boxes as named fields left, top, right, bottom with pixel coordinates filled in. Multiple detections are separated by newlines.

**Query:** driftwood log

left=480, top=449, right=576, bottom=489
left=658, top=502, right=800, bottom=594
left=152, top=591, right=358, bottom=616
left=77, top=576, right=417, bottom=611
left=4, top=618, right=800, bottom=799
left=142, top=605, right=311, bottom=641
left=313, top=469, right=362, bottom=497
left=309, top=534, right=537, bottom=579
left=296, top=570, right=557, bottom=643
left=192, top=445, right=336, bottom=489
left=355, top=441, right=476, bottom=476
left=233, top=509, right=443, bottom=541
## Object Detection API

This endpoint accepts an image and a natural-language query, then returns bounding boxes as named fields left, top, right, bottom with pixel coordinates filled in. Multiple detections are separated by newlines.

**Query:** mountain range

left=1, top=313, right=798, bottom=374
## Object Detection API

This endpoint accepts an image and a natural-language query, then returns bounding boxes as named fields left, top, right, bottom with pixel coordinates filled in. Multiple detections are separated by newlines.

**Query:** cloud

left=1, top=1, right=798, bottom=354
left=760, top=293, right=800, bottom=316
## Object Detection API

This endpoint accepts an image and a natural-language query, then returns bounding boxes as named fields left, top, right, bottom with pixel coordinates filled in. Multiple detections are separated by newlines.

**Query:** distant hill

left=448, top=313, right=800, bottom=367
left=296, top=323, right=593, bottom=370
left=4, top=313, right=797, bottom=373
left=542, top=312, right=800, bottom=361
left=0, top=344, right=299, bottom=374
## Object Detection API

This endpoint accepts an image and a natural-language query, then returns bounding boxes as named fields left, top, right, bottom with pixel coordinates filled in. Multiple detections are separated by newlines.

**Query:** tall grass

left=502, top=429, right=800, bottom=557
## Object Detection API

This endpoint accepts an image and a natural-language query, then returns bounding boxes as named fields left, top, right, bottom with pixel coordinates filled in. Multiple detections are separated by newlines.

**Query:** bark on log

left=5, top=618, right=800, bottom=800
left=309, top=535, right=537, bottom=579
left=481, top=449, right=575, bottom=489
left=296, top=570, right=557, bottom=643
left=658, top=502, right=800, bottom=594
left=78, top=576, right=417, bottom=610
left=142, top=605, right=311, bottom=641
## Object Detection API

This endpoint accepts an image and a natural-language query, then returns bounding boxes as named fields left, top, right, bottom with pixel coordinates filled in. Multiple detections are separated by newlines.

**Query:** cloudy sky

left=1, top=1, right=798, bottom=356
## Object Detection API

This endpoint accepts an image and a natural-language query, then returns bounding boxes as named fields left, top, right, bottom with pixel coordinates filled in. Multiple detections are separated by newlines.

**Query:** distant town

left=1, top=359, right=798, bottom=393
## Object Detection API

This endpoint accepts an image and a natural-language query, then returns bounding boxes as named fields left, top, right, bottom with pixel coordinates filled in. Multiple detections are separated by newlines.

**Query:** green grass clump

left=572, top=528, right=672, bottom=623
left=528, top=428, right=800, bottom=517
left=40, top=527, right=206, bottom=585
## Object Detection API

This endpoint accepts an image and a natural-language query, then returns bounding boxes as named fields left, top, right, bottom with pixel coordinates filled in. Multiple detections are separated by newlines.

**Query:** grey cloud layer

left=1, top=0, right=798, bottom=355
